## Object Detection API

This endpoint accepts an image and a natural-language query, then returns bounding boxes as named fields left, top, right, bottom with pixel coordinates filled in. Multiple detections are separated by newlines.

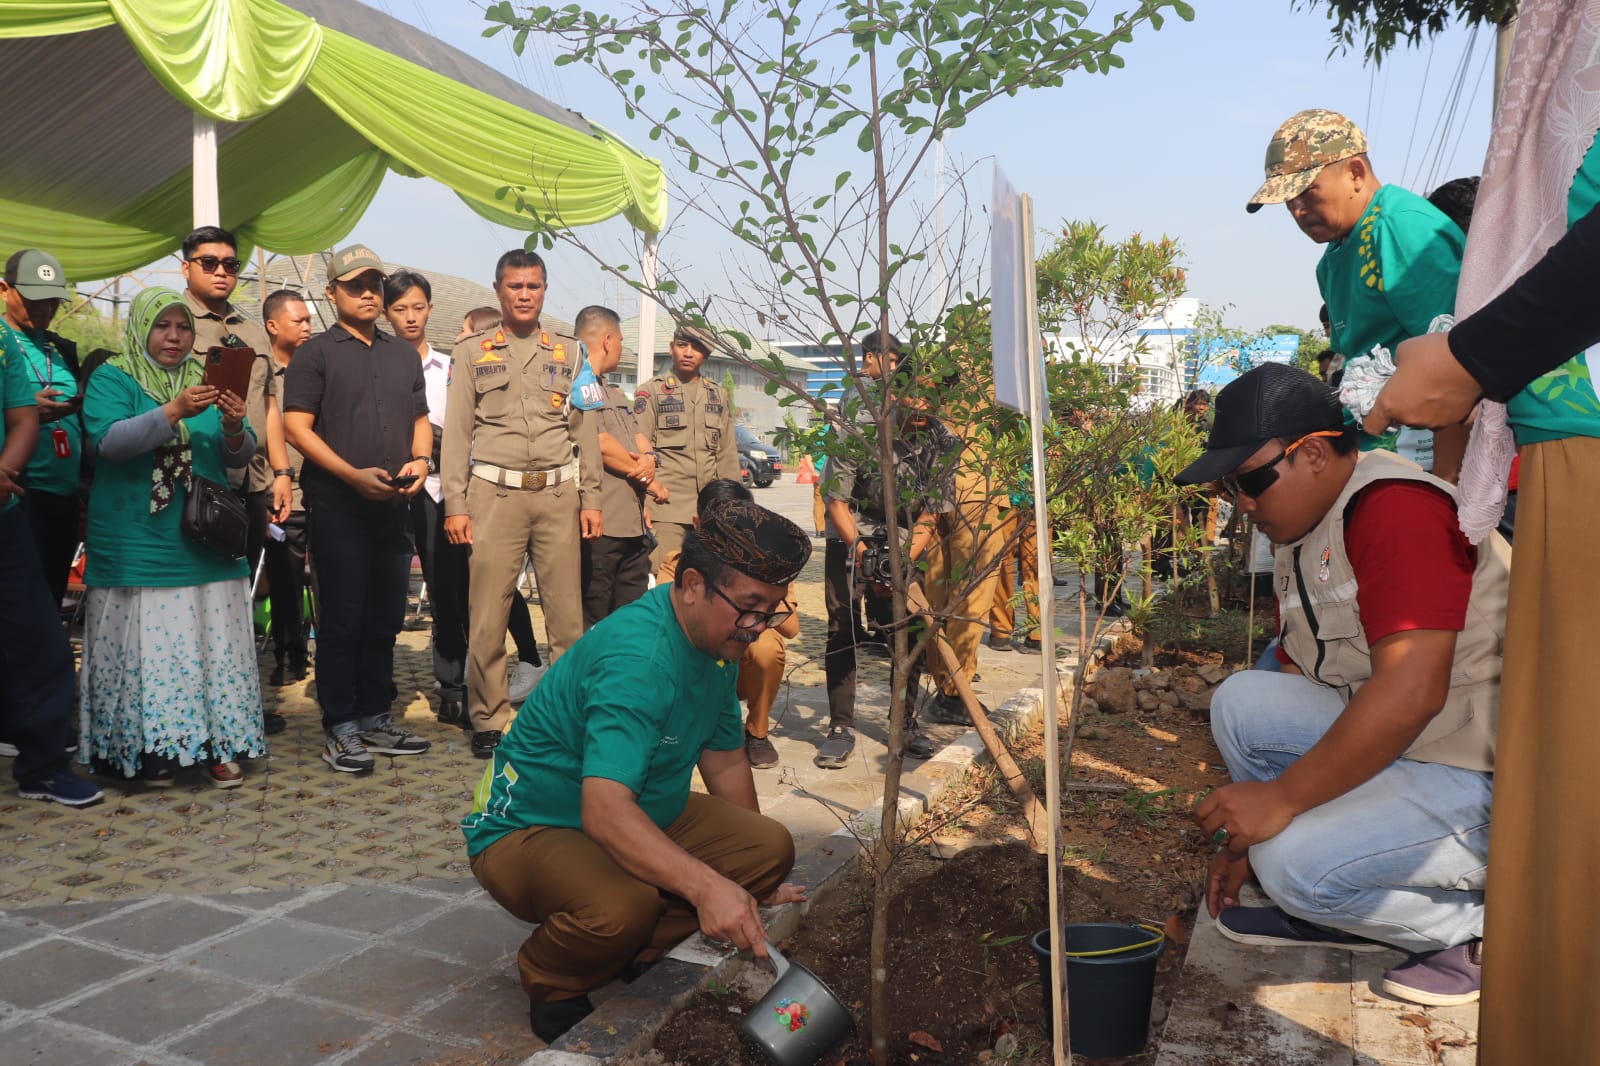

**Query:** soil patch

left=646, top=655, right=1232, bottom=1065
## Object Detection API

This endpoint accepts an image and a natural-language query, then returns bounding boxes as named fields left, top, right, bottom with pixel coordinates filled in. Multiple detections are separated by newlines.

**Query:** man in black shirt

left=815, top=331, right=959, bottom=769
left=282, top=244, right=434, bottom=774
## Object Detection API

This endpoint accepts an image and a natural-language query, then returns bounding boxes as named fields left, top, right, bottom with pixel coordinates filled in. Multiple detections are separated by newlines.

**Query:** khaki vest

left=1275, top=450, right=1509, bottom=772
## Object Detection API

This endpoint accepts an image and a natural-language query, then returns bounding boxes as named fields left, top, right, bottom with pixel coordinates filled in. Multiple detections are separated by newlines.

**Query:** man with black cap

left=462, top=495, right=809, bottom=1044
left=1183, top=363, right=1505, bottom=1009
left=634, top=323, right=740, bottom=573
left=1247, top=108, right=1462, bottom=474
left=283, top=243, right=434, bottom=775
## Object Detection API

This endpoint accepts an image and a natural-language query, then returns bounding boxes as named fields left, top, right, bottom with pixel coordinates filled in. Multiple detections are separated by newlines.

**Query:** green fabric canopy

left=0, top=0, right=667, bottom=280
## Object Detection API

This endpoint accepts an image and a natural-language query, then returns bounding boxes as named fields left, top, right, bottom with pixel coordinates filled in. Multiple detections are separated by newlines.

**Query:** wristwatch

left=272, top=468, right=293, bottom=480
left=412, top=455, right=437, bottom=474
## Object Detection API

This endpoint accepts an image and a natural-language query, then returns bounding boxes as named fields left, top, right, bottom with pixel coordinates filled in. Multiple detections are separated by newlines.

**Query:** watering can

left=737, top=942, right=855, bottom=1065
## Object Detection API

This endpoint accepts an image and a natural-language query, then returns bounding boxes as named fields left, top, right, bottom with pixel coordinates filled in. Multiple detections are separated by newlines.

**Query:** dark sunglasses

left=1219, top=430, right=1343, bottom=499
left=707, top=582, right=793, bottom=632
left=335, top=274, right=385, bottom=294
left=188, top=255, right=242, bottom=275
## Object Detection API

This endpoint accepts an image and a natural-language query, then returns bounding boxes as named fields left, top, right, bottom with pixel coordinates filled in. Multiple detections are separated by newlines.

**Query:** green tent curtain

left=0, top=0, right=667, bottom=280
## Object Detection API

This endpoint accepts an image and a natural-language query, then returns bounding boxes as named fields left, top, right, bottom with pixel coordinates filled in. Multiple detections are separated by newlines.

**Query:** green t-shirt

left=0, top=323, right=81, bottom=497
left=461, top=583, right=744, bottom=856
left=0, top=333, right=33, bottom=516
left=1505, top=134, right=1600, bottom=445
left=1318, top=183, right=1465, bottom=467
left=80, top=364, right=250, bottom=588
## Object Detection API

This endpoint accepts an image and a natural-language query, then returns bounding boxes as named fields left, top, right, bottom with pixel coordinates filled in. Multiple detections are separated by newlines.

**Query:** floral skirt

left=79, top=580, right=266, bottom=779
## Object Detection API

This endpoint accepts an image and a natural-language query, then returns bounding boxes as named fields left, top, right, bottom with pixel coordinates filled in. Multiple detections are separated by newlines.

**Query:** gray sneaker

left=813, top=725, right=855, bottom=769
left=744, top=732, right=779, bottom=769
left=358, top=722, right=431, bottom=756
left=322, top=733, right=375, bottom=774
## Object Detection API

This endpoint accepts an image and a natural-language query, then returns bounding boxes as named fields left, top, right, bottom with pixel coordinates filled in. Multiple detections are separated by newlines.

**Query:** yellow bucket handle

left=1059, top=922, right=1166, bottom=958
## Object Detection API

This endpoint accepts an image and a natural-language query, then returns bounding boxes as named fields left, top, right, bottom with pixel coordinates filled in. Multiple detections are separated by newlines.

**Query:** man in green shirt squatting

left=462, top=494, right=811, bottom=1044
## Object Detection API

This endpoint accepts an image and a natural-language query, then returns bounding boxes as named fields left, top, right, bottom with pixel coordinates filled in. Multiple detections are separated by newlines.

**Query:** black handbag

left=181, top=475, right=249, bottom=560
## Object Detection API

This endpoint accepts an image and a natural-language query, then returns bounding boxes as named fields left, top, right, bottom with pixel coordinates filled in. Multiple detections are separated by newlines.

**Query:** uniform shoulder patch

left=634, top=392, right=650, bottom=414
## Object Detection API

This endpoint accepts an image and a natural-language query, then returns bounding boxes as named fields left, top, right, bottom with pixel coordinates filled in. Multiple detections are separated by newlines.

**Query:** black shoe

left=289, top=650, right=310, bottom=681
left=986, top=635, right=1015, bottom=652
left=263, top=712, right=288, bottom=736
left=971, top=671, right=982, bottom=683
left=903, top=725, right=937, bottom=760
left=438, top=700, right=469, bottom=729
left=1021, top=636, right=1042, bottom=652
left=529, top=995, right=595, bottom=1043
left=1052, top=574, right=1071, bottom=587
left=471, top=730, right=502, bottom=759
left=923, top=690, right=981, bottom=726
left=1098, top=598, right=1127, bottom=619
left=269, top=658, right=293, bottom=687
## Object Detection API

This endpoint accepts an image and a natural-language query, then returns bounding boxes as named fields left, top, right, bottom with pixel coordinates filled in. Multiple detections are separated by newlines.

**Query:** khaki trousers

left=1478, top=437, right=1600, bottom=1066
left=737, top=629, right=786, bottom=738
left=989, top=509, right=1042, bottom=641
left=925, top=499, right=1007, bottom=696
left=651, top=520, right=691, bottom=578
left=469, top=792, right=795, bottom=1002
left=466, top=477, right=584, bottom=732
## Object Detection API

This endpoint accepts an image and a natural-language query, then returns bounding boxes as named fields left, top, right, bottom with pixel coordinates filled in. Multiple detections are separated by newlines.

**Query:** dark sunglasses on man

left=1218, top=430, right=1344, bottom=500
left=188, top=255, right=243, bottom=275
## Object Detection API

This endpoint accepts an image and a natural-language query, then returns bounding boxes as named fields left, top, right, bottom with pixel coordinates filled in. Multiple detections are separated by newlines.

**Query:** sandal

left=143, top=754, right=177, bottom=788
left=209, top=761, right=244, bottom=789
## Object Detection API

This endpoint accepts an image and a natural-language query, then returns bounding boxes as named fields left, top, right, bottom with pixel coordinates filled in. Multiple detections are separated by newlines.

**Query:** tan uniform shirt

left=185, top=292, right=274, bottom=492
left=268, top=359, right=306, bottom=513
left=440, top=325, right=601, bottom=516
left=635, top=371, right=739, bottom=523
left=596, top=381, right=646, bottom=538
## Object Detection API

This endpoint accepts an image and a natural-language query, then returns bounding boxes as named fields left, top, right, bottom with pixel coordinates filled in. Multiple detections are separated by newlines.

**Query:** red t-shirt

left=1277, top=480, right=1476, bottom=663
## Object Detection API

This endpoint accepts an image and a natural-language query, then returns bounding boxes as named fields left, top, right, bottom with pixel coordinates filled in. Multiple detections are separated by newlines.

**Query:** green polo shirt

left=0, top=322, right=81, bottom=497
left=80, top=364, right=250, bottom=588
left=1318, top=183, right=1465, bottom=466
left=0, top=332, right=33, bottom=515
left=462, top=583, right=744, bottom=856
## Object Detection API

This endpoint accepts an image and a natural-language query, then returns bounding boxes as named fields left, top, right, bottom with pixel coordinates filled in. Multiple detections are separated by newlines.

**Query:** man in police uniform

left=179, top=226, right=289, bottom=578
left=441, top=250, right=602, bottom=759
left=635, top=324, right=739, bottom=572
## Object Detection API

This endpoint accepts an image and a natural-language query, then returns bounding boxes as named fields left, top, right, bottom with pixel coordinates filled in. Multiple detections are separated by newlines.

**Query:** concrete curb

left=522, top=665, right=1079, bottom=1065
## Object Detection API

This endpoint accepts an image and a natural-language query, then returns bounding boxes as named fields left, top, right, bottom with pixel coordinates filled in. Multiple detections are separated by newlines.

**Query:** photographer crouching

left=815, top=331, right=959, bottom=769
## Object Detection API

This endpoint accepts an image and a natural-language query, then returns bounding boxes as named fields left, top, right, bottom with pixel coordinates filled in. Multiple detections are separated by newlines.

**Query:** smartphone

left=387, top=474, right=419, bottom=489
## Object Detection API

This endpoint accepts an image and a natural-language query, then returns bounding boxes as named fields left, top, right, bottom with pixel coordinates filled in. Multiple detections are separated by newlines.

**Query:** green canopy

left=0, top=0, right=667, bottom=280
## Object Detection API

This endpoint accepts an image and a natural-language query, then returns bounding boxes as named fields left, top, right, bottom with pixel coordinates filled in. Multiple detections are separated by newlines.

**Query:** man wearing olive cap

left=1248, top=108, right=1463, bottom=474
left=1183, top=363, right=1504, bottom=1010
left=462, top=495, right=809, bottom=1044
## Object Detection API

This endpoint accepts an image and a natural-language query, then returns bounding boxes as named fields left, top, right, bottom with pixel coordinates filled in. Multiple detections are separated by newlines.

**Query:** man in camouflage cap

left=1247, top=108, right=1464, bottom=475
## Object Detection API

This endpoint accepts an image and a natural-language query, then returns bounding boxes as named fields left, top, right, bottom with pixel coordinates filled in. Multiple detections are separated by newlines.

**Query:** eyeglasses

left=335, top=274, right=385, bottom=294
left=707, top=581, right=793, bottom=632
left=1219, top=430, right=1343, bottom=499
left=188, top=255, right=242, bottom=275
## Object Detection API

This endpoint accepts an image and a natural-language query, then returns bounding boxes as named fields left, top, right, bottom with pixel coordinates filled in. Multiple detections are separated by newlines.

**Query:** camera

left=854, top=530, right=896, bottom=584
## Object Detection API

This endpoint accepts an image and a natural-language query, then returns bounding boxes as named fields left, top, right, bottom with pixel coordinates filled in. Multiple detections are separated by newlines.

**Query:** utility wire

left=1443, top=42, right=1494, bottom=183
left=1411, top=29, right=1475, bottom=191
left=1399, top=37, right=1437, bottom=187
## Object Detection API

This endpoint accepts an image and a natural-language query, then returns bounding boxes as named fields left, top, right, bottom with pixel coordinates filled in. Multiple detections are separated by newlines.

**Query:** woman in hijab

left=78, top=287, right=265, bottom=788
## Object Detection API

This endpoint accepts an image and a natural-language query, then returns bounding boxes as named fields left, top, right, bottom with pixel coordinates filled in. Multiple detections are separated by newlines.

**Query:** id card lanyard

left=23, top=335, right=72, bottom=460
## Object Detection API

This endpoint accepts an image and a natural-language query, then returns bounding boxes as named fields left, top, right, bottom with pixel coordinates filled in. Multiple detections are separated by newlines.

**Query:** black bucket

left=1029, top=923, right=1165, bottom=1059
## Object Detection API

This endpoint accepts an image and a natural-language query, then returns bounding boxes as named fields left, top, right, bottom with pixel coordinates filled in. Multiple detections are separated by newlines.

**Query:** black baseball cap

left=1174, top=363, right=1345, bottom=485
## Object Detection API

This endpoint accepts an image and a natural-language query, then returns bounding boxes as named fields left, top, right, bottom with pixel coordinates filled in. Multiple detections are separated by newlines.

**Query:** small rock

left=1150, top=998, right=1170, bottom=1026
left=1198, top=663, right=1231, bottom=685
left=1144, top=671, right=1171, bottom=691
left=1175, top=672, right=1207, bottom=695
left=1158, top=690, right=1180, bottom=708
left=1136, top=690, right=1160, bottom=712
left=977, top=1052, right=994, bottom=1063
left=994, top=1031, right=1018, bottom=1058
left=1180, top=688, right=1214, bottom=714
left=1088, top=667, right=1136, bottom=714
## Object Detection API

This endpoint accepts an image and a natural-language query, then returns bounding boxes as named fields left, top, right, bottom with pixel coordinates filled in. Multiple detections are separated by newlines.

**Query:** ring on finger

left=1212, top=826, right=1230, bottom=848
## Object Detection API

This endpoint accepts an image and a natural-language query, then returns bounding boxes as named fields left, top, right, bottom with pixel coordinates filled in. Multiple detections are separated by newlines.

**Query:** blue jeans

left=1211, top=670, right=1490, bottom=953
left=306, top=494, right=412, bottom=736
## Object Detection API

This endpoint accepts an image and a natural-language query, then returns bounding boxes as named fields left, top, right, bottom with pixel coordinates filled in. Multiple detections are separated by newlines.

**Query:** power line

left=1399, top=37, right=1438, bottom=187
left=1411, top=28, right=1476, bottom=192
left=1443, top=41, right=1493, bottom=183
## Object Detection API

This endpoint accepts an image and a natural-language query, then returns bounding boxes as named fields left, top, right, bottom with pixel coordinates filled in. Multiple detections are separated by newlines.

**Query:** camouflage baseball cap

left=1245, top=109, right=1369, bottom=214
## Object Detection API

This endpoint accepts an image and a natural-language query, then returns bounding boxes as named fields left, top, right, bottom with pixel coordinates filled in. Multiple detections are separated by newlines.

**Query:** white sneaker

left=507, top=661, right=546, bottom=704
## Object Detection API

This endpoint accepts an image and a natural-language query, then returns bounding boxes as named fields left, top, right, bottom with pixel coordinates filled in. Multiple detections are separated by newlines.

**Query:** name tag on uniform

left=706, top=402, right=723, bottom=415
left=474, top=361, right=509, bottom=383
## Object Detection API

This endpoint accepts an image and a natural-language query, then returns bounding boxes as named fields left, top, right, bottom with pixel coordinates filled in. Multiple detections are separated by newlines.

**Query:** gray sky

left=343, top=1, right=1494, bottom=337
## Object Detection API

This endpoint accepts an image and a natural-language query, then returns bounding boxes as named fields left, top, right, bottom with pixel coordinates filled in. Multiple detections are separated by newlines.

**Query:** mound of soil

left=650, top=841, right=1187, bottom=1065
